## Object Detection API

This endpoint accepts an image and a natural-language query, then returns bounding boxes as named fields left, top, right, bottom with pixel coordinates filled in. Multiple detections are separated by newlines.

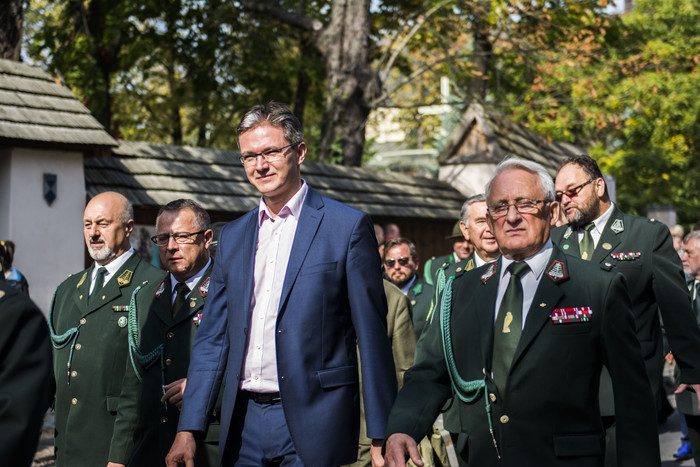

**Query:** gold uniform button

left=161, top=416, right=168, bottom=423
left=165, top=359, right=173, bottom=366
left=500, top=415, right=509, bottom=424
left=71, top=371, right=78, bottom=378
left=71, top=398, right=78, bottom=405
left=489, top=393, right=497, bottom=402
left=79, top=318, right=87, bottom=325
left=74, top=343, right=81, bottom=350
left=166, top=332, right=174, bottom=339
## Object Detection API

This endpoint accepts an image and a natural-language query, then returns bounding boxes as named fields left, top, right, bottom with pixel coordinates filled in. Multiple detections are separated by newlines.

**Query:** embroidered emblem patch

left=481, top=263, right=496, bottom=282
left=112, top=305, right=129, bottom=312
left=550, top=307, right=593, bottom=324
left=155, top=279, right=166, bottom=298
left=118, top=270, right=133, bottom=287
left=76, top=272, right=87, bottom=288
left=193, top=313, right=203, bottom=326
left=199, top=277, right=210, bottom=296
left=117, top=316, right=128, bottom=328
left=611, top=252, right=641, bottom=261
left=547, top=261, right=565, bottom=281
left=610, top=219, right=624, bottom=234
left=563, top=227, right=573, bottom=239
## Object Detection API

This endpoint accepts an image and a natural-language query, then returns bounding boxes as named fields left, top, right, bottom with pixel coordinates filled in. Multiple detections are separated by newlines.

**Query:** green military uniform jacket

left=423, top=253, right=456, bottom=286
left=387, top=246, right=660, bottom=467
left=50, top=252, right=165, bottom=467
left=407, top=276, right=434, bottom=339
left=551, top=206, right=700, bottom=414
left=0, top=281, right=53, bottom=467
left=123, top=264, right=222, bottom=467
left=675, top=281, right=700, bottom=415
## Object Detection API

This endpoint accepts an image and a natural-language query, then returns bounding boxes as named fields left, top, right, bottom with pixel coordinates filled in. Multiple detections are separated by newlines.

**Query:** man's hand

left=384, top=433, right=423, bottom=467
left=370, top=438, right=385, bottom=467
left=162, top=378, right=187, bottom=410
left=166, top=431, right=197, bottom=467
left=674, top=383, right=700, bottom=414
left=106, top=463, right=125, bottom=467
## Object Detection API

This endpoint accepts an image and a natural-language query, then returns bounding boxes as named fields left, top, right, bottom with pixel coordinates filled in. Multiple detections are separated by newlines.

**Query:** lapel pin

left=540, top=303, right=546, bottom=307
left=79, top=294, right=83, bottom=300
left=503, top=312, right=513, bottom=333
left=581, top=252, right=589, bottom=260
left=76, top=272, right=87, bottom=288
left=563, top=244, right=570, bottom=250
left=602, top=242, right=612, bottom=250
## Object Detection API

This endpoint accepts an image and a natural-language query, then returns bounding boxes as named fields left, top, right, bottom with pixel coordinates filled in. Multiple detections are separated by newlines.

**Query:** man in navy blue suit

left=166, top=102, right=396, bottom=467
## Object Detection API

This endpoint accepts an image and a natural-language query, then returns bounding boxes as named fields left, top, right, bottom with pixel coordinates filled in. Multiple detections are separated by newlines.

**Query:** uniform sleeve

left=347, top=214, right=397, bottom=440
left=0, top=290, right=53, bottom=466
left=651, top=222, right=700, bottom=382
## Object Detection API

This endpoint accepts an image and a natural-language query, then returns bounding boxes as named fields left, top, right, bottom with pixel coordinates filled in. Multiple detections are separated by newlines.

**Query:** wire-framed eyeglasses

left=555, top=178, right=596, bottom=201
left=239, top=141, right=303, bottom=167
left=488, top=199, right=547, bottom=219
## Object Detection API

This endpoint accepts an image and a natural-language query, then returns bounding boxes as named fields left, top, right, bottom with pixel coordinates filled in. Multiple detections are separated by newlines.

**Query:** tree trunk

left=0, top=0, right=22, bottom=60
left=468, top=1, right=492, bottom=102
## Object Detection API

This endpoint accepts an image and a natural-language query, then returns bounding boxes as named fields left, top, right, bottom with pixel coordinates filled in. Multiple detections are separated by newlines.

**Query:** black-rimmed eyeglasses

left=151, top=230, right=206, bottom=246
left=488, top=199, right=547, bottom=219
left=384, top=257, right=411, bottom=268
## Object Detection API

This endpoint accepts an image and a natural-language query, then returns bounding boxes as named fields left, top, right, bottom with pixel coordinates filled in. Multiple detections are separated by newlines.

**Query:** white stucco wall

left=0, top=147, right=85, bottom=315
left=439, top=163, right=497, bottom=198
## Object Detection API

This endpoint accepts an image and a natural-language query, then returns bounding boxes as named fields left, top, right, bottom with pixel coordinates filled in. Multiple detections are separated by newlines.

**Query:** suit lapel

left=558, top=226, right=581, bottom=258
left=153, top=276, right=173, bottom=325
left=81, top=253, right=140, bottom=316
left=242, top=210, right=260, bottom=322
left=592, top=207, right=623, bottom=264
left=73, top=267, right=92, bottom=313
left=278, top=189, right=324, bottom=316
left=171, top=265, right=213, bottom=325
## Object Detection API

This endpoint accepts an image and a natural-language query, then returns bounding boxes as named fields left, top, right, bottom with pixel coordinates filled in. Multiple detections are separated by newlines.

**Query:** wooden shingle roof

left=439, top=102, right=583, bottom=175
left=0, top=58, right=116, bottom=147
left=85, top=141, right=464, bottom=219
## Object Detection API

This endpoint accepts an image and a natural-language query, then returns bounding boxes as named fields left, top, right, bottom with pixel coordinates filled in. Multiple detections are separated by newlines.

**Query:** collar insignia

left=118, top=270, right=133, bottom=287
left=155, top=279, right=166, bottom=298
left=563, top=226, right=573, bottom=239
left=466, top=258, right=476, bottom=271
left=76, top=271, right=87, bottom=288
left=199, top=277, right=210, bottom=297
left=0, top=290, right=4, bottom=299
left=547, top=261, right=565, bottom=281
left=481, top=263, right=496, bottom=283
left=610, top=219, right=624, bottom=234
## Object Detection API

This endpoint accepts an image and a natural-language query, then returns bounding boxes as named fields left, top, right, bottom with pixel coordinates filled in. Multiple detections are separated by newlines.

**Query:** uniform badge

left=602, top=242, right=612, bottom=250
left=502, top=312, right=514, bottom=333
left=610, top=219, right=624, bottom=234
left=117, top=270, right=133, bottom=287
left=563, top=244, right=570, bottom=250
left=76, top=271, right=87, bottom=288
left=199, top=277, right=210, bottom=297
left=563, top=227, right=573, bottom=240
left=481, top=263, right=496, bottom=283
left=547, top=261, right=565, bottom=282
left=155, top=279, right=166, bottom=298
left=466, top=258, right=475, bottom=271
left=190, top=300, right=196, bottom=308
left=193, top=313, right=203, bottom=326
left=611, top=252, right=641, bottom=261
left=550, top=307, right=593, bottom=324
left=117, top=316, right=128, bottom=328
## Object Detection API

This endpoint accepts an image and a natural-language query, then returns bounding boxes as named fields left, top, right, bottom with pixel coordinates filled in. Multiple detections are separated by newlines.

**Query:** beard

left=88, top=237, right=116, bottom=262
left=565, top=197, right=599, bottom=229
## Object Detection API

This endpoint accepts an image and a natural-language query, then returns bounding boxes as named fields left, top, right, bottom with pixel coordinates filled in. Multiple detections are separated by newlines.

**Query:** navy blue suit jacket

left=178, top=187, right=397, bottom=466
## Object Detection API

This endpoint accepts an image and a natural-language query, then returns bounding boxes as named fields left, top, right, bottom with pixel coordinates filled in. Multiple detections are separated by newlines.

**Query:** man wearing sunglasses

left=552, top=155, right=700, bottom=466
left=118, top=199, right=221, bottom=467
left=167, top=102, right=395, bottom=467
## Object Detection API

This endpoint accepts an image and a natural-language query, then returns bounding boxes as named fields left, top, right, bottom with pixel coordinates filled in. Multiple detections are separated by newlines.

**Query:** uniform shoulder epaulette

left=601, top=262, right=615, bottom=271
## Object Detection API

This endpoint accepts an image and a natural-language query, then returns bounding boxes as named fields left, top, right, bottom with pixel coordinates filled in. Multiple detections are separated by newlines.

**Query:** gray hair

left=684, top=230, right=700, bottom=245
left=120, top=198, right=134, bottom=224
left=485, top=158, right=556, bottom=204
left=460, top=194, right=487, bottom=226
left=237, top=101, right=304, bottom=146
left=157, top=199, right=211, bottom=231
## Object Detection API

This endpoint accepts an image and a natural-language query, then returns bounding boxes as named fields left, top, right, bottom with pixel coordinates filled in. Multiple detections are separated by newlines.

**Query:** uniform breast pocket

left=551, top=322, right=593, bottom=335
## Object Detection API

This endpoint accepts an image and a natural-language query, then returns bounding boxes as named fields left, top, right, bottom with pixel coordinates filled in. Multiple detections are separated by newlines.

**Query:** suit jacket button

left=161, top=416, right=168, bottom=423
left=71, top=398, right=78, bottom=405
left=166, top=332, right=174, bottom=339
left=500, top=415, right=509, bottom=424
left=71, top=371, right=78, bottom=378
left=165, top=358, right=173, bottom=366
left=80, top=318, right=87, bottom=325
left=75, top=343, right=81, bottom=350
left=489, top=393, right=496, bottom=402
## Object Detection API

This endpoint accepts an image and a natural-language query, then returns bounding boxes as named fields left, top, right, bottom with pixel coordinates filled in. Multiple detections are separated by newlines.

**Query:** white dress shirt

left=89, top=248, right=135, bottom=294
left=169, top=259, right=211, bottom=305
left=576, top=203, right=614, bottom=248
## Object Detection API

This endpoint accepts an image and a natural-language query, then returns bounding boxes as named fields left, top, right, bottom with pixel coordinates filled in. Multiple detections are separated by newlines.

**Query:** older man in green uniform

left=0, top=250, right=52, bottom=467
left=49, top=191, right=165, bottom=467
left=552, top=155, right=700, bottom=465
left=121, top=199, right=221, bottom=467
left=423, top=222, right=473, bottom=286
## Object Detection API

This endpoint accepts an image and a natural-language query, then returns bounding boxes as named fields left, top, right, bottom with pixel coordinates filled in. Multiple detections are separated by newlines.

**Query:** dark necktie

left=492, top=261, right=530, bottom=394
left=693, top=282, right=700, bottom=317
left=172, top=282, right=190, bottom=316
left=579, top=223, right=595, bottom=261
left=89, top=267, right=107, bottom=304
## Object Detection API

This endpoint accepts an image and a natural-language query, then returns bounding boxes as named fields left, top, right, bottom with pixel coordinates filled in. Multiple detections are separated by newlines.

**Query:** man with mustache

left=49, top=191, right=165, bottom=467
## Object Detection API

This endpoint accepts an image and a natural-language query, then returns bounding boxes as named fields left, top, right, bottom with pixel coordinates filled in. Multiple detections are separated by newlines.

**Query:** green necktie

left=172, top=282, right=190, bottom=316
left=89, top=267, right=107, bottom=304
left=579, top=223, right=595, bottom=261
left=492, top=261, right=530, bottom=394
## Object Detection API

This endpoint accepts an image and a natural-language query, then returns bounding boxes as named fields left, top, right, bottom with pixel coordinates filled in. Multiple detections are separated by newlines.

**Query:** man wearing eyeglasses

left=552, top=154, right=700, bottom=466
left=167, top=102, right=395, bottom=467
left=117, top=199, right=222, bottom=467
left=385, top=158, right=660, bottom=467
left=50, top=191, right=166, bottom=467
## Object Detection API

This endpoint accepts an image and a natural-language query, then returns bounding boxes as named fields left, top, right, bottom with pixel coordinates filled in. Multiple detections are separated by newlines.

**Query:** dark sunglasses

left=384, top=257, right=411, bottom=268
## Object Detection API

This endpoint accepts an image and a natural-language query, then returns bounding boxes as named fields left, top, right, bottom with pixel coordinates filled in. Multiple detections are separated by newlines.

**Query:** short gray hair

left=684, top=230, right=700, bottom=245
left=485, top=158, right=555, bottom=204
left=460, top=194, right=487, bottom=226
left=237, top=101, right=304, bottom=146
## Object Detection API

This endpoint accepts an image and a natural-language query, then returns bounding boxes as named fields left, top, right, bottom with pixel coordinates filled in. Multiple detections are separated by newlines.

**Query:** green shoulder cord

left=127, top=285, right=165, bottom=387
left=48, top=290, right=81, bottom=385
left=426, top=266, right=447, bottom=324
left=439, top=276, right=501, bottom=459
